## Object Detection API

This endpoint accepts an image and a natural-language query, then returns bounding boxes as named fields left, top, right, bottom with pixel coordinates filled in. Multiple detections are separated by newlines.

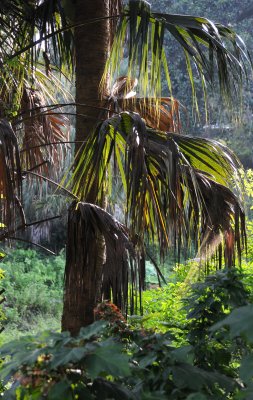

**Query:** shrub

left=0, top=247, right=65, bottom=342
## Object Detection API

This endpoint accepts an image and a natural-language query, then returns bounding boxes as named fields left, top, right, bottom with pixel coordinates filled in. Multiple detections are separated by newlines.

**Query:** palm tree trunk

left=61, top=202, right=105, bottom=335
left=62, top=0, right=111, bottom=335
left=75, top=0, right=110, bottom=154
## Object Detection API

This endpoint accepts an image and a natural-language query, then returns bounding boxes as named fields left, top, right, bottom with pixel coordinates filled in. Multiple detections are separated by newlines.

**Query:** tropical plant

left=0, top=319, right=237, bottom=399
left=62, top=0, right=253, bottom=333
left=1, top=268, right=251, bottom=400
left=0, top=0, right=251, bottom=335
left=0, top=247, right=65, bottom=343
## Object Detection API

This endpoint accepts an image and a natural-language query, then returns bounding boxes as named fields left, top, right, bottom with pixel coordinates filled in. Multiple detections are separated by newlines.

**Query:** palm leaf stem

left=22, top=170, right=78, bottom=199
left=20, top=141, right=86, bottom=153
left=7, top=15, right=122, bottom=61
left=8, top=236, right=56, bottom=255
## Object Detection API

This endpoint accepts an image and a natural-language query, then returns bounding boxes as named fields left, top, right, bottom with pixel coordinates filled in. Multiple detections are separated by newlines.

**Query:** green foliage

left=0, top=266, right=6, bottom=333
left=184, top=269, right=250, bottom=378
left=147, top=0, right=253, bottom=168
left=211, top=304, right=253, bottom=399
left=0, top=320, right=236, bottom=399
left=1, top=267, right=252, bottom=399
left=139, top=282, right=187, bottom=342
left=0, top=247, right=65, bottom=343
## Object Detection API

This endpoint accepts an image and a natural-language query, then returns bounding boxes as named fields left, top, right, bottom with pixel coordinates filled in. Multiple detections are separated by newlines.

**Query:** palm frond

left=69, top=111, right=245, bottom=267
left=33, top=0, right=74, bottom=73
left=0, top=0, right=73, bottom=119
left=107, top=76, right=184, bottom=132
left=193, top=172, right=246, bottom=268
left=102, top=0, right=251, bottom=111
left=0, top=119, right=23, bottom=234
left=117, top=97, right=183, bottom=132
left=18, top=88, right=70, bottom=178
left=63, top=201, right=142, bottom=320
left=0, top=0, right=74, bottom=73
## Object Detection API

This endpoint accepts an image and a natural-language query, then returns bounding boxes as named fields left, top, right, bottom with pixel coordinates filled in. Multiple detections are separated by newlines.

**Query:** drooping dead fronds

left=19, top=88, right=70, bottom=179
left=62, top=201, right=143, bottom=330
left=0, top=119, right=23, bottom=234
left=118, top=97, right=183, bottom=133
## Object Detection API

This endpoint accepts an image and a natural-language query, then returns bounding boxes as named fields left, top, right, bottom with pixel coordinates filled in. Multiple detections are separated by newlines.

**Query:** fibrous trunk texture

left=75, top=0, right=110, bottom=155
left=62, top=203, right=105, bottom=335
left=62, top=0, right=112, bottom=334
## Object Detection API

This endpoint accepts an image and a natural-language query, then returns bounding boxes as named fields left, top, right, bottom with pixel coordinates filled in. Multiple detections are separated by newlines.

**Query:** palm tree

left=61, top=0, right=250, bottom=334
left=0, top=0, right=250, bottom=334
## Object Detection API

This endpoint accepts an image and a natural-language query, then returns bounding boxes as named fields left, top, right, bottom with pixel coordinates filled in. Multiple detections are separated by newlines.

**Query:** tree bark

left=61, top=202, right=105, bottom=335
left=62, top=0, right=111, bottom=334
left=74, top=0, right=110, bottom=155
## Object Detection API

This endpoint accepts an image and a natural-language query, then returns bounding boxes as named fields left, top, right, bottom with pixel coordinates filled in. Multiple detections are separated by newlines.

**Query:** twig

left=25, top=215, right=62, bottom=227
left=22, top=170, right=78, bottom=199
left=26, top=160, right=49, bottom=172
left=7, top=14, right=122, bottom=60
left=20, top=140, right=85, bottom=153
left=8, top=237, right=56, bottom=255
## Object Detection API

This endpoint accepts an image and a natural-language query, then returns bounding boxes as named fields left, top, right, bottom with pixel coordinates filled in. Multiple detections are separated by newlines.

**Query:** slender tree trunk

left=74, top=0, right=110, bottom=155
left=62, top=0, right=111, bottom=335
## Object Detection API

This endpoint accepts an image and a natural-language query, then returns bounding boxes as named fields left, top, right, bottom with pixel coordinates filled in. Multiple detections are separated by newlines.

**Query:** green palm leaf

left=103, top=0, right=251, bottom=111
left=69, top=111, right=245, bottom=268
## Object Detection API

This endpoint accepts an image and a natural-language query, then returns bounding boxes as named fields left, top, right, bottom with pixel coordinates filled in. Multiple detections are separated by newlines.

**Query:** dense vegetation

left=0, top=248, right=64, bottom=343
left=0, top=0, right=253, bottom=398
left=0, top=223, right=253, bottom=398
left=1, top=264, right=253, bottom=399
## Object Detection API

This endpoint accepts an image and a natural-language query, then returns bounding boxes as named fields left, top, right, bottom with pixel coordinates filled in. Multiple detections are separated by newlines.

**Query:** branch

left=25, top=215, right=62, bottom=227
left=15, top=112, right=106, bottom=125
left=20, top=141, right=86, bottom=153
left=7, top=14, right=122, bottom=61
left=22, top=170, right=78, bottom=199
left=15, top=102, right=113, bottom=117
left=8, top=237, right=56, bottom=255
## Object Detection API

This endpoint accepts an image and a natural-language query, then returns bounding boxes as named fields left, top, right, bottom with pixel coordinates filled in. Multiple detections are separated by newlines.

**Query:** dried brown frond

left=62, top=201, right=143, bottom=328
left=121, top=97, right=183, bottom=133
left=19, top=88, right=70, bottom=179
left=108, top=76, right=183, bottom=132
left=0, top=119, right=23, bottom=235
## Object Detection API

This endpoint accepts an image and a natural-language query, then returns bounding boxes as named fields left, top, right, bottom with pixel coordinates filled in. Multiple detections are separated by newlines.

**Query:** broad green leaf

left=85, top=340, right=130, bottom=378
left=170, top=345, right=194, bottom=364
left=211, top=305, right=253, bottom=342
left=172, top=364, right=234, bottom=392
left=239, top=354, right=253, bottom=383
left=50, top=347, right=88, bottom=369
left=138, top=352, right=158, bottom=368
left=92, top=379, right=135, bottom=400
left=78, top=321, right=108, bottom=340
left=47, top=380, right=73, bottom=400
left=141, top=391, right=168, bottom=400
